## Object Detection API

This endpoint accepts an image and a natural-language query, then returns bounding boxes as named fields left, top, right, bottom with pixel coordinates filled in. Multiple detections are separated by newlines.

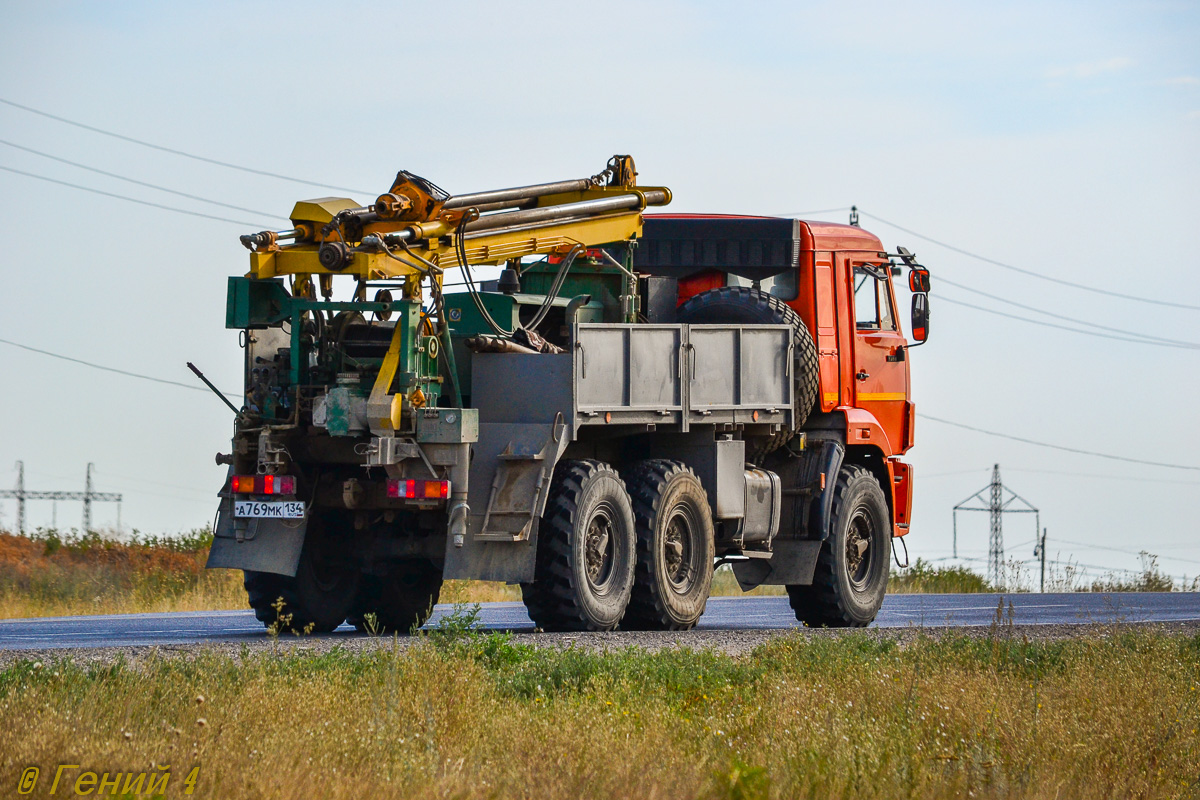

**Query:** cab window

left=853, top=266, right=896, bottom=331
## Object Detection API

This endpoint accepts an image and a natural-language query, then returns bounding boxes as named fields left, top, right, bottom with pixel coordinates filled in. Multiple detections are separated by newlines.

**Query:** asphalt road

left=1, top=592, right=1198, bottom=651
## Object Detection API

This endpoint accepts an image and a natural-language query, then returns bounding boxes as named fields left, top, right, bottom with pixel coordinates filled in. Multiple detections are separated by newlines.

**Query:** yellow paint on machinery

left=241, top=157, right=672, bottom=294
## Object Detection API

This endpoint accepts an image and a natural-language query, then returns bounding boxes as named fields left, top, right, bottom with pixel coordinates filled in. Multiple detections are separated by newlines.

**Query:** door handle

left=856, top=370, right=870, bottom=381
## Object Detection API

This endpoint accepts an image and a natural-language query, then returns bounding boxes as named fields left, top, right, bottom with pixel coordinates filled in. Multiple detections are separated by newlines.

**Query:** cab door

left=849, top=261, right=909, bottom=451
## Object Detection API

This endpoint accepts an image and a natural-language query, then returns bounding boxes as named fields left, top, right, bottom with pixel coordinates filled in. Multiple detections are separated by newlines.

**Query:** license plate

left=234, top=500, right=305, bottom=519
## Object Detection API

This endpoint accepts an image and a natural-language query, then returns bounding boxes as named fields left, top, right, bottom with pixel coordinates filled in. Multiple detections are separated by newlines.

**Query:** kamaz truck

left=206, top=156, right=931, bottom=632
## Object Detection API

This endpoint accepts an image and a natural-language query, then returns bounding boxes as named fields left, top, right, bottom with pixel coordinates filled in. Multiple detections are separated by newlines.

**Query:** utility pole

left=1033, top=528, right=1047, bottom=593
left=83, top=462, right=94, bottom=533
left=15, top=461, right=26, bottom=535
left=953, top=464, right=1040, bottom=589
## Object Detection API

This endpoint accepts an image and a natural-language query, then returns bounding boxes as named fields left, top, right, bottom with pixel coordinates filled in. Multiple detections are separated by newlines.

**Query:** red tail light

left=387, top=479, right=450, bottom=500
left=231, top=475, right=296, bottom=495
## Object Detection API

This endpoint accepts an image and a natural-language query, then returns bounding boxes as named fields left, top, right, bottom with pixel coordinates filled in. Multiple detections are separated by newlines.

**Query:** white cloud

left=1186, top=110, right=1200, bottom=120
left=1162, top=76, right=1200, bottom=86
left=1045, top=56, right=1134, bottom=79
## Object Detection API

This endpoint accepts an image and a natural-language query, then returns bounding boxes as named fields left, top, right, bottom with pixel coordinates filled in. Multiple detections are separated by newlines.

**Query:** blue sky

left=0, top=1, right=1197, bottom=584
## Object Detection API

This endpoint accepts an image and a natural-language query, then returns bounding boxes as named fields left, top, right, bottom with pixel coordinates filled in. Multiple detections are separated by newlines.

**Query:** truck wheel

left=786, top=465, right=889, bottom=627
left=676, top=286, right=819, bottom=461
left=521, top=460, right=636, bottom=632
left=347, top=559, right=443, bottom=634
left=622, top=460, right=715, bottom=631
left=244, top=513, right=359, bottom=633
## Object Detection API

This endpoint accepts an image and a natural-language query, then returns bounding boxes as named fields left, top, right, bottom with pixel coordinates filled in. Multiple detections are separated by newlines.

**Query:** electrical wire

left=0, top=138, right=284, bottom=219
left=0, top=96, right=371, bottom=195
left=91, top=471, right=217, bottom=498
left=1043, top=537, right=1200, bottom=567
left=937, top=294, right=1200, bottom=350
left=777, top=205, right=1195, bottom=338
left=453, top=216, right=515, bottom=337
left=775, top=207, right=853, bottom=217
left=936, top=275, right=1199, bottom=347
left=0, top=164, right=270, bottom=228
left=0, top=336, right=240, bottom=400
left=527, top=244, right=584, bottom=331
left=921, top=553, right=1194, bottom=581
left=917, top=413, right=1200, bottom=471
left=918, top=468, right=993, bottom=479
left=859, top=209, right=1200, bottom=311
left=1003, top=467, right=1200, bottom=486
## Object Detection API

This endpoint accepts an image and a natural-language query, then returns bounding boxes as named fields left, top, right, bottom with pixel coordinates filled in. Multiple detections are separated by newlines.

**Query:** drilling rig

left=208, top=155, right=930, bottom=632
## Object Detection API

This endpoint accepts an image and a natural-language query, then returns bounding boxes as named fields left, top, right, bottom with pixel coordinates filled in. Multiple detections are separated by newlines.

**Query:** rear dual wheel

left=245, top=514, right=443, bottom=635
left=347, top=559, right=443, bottom=634
left=623, top=460, right=715, bottom=630
left=244, top=513, right=359, bottom=633
left=521, top=460, right=637, bottom=632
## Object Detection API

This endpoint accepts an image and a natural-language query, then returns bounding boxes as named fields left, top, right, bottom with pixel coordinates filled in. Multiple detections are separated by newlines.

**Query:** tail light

left=230, top=475, right=297, bottom=495
left=387, top=479, right=450, bottom=500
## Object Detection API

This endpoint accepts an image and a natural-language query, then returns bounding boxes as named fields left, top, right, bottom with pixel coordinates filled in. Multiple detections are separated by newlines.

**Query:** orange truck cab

left=638, top=214, right=929, bottom=547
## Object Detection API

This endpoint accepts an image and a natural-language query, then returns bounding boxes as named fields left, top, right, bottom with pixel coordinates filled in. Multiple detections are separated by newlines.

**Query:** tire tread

left=521, top=460, right=631, bottom=632
left=786, top=465, right=887, bottom=628
left=622, top=460, right=713, bottom=631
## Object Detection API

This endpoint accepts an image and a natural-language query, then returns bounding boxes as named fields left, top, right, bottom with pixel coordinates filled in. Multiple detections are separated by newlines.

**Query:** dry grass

left=1, top=622, right=1197, bottom=799
left=0, top=530, right=781, bottom=620
left=0, top=530, right=244, bottom=619
left=0, top=527, right=1187, bottom=622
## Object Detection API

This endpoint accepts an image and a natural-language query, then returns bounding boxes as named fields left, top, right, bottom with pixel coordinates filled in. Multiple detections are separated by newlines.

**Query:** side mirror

left=911, top=293, right=929, bottom=343
left=908, top=267, right=931, bottom=293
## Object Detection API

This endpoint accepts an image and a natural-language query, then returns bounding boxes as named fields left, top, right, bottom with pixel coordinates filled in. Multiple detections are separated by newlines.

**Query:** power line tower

left=953, top=464, right=1040, bottom=588
left=988, top=465, right=1003, bottom=585
left=0, top=462, right=122, bottom=534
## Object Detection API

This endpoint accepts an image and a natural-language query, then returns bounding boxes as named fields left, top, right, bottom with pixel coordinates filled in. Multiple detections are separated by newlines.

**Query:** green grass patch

left=2, top=628, right=1199, bottom=798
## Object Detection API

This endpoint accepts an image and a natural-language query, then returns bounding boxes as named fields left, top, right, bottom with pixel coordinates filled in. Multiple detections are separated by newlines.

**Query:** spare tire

left=676, top=286, right=818, bottom=460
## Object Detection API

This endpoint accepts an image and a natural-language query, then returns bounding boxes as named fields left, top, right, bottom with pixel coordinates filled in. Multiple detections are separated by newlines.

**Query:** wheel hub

left=845, top=510, right=873, bottom=588
left=664, top=512, right=694, bottom=590
left=585, top=511, right=615, bottom=591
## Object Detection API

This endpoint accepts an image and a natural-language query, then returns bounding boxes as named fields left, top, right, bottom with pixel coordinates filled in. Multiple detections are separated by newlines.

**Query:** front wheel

left=521, top=460, right=637, bottom=632
left=786, top=465, right=889, bottom=627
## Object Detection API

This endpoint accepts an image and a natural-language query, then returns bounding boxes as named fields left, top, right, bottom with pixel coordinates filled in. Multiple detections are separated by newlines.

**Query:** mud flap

left=731, top=539, right=822, bottom=590
left=442, top=420, right=569, bottom=583
left=205, top=496, right=307, bottom=577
